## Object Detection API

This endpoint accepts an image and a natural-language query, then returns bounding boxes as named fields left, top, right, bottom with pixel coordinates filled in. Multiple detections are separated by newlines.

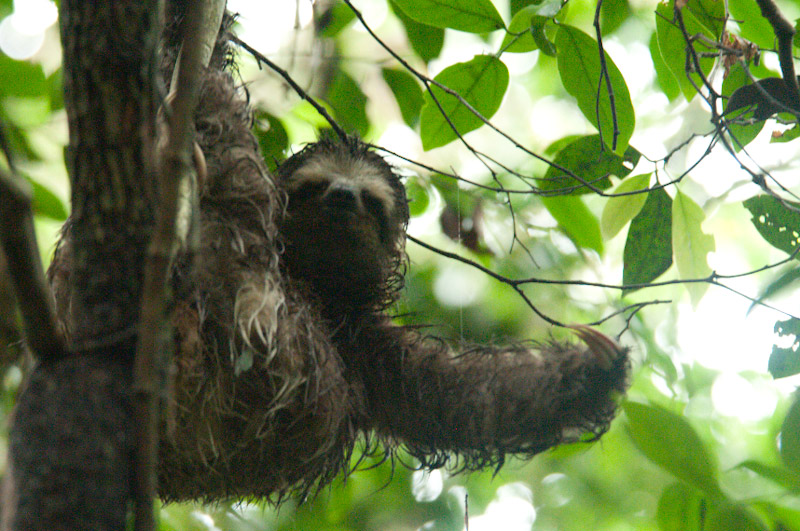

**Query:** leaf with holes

left=769, top=318, right=800, bottom=378
left=420, top=55, right=509, bottom=150
left=391, top=0, right=505, bottom=33
left=555, top=25, right=634, bottom=155
left=743, top=195, right=800, bottom=257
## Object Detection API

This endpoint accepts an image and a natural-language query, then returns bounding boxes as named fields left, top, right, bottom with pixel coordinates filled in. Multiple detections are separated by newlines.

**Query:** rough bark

left=3, top=2, right=159, bottom=529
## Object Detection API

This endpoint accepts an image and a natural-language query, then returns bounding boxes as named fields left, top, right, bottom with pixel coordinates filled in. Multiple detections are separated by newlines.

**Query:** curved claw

left=567, top=324, right=623, bottom=370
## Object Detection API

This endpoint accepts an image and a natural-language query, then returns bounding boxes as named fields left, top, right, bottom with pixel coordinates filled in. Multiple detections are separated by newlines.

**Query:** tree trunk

left=3, top=1, right=159, bottom=529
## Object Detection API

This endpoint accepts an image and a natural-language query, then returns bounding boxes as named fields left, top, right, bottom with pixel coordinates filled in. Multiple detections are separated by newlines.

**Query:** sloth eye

left=361, top=191, right=389, bottom=233
left=290, top=181, right=327, bottom=203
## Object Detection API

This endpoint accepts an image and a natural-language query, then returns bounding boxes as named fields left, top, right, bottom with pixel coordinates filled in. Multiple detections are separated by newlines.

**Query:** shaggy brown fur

left=46, top=10, right=630, bottom=503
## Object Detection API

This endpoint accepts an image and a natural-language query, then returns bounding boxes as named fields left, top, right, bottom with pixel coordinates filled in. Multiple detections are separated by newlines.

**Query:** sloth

left=41, top=12, right=630, bottom=504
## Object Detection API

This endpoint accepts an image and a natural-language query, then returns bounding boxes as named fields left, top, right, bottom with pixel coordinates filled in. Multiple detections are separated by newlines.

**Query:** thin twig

left=230, top=34, right=348, bottom=142
left=593, top=0, right=620, bottom=151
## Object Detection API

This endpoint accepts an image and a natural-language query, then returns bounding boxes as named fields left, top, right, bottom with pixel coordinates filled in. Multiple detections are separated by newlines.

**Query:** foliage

left=5, top=0, right=800, bottom=529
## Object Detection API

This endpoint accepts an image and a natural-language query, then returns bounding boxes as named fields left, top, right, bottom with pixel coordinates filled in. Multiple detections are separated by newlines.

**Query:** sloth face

left=277, top=138, right=408, bottom=311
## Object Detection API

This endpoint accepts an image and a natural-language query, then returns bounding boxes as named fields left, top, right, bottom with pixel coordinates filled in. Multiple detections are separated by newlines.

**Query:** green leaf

left=655, top=0, right=718, bottom=101
left=541, top=195, right=603, bottom=253
left=391, top=0, right=445, bottom=62
left=623, top=188, right=672, bottom=290
left=706, top=505, right=769, bottom=531
left=649, top=32, right=680, bottom=101
left=672, top=191, right=715, bottom=306
left=406, top=181, right=431, bottom=217
left=420, top=55, right=509, bottom=150
left=0, top=54, right=47, bottom=98
left=327, top=69, right=369, bottom=136
left=253, top=111, right=289, bottom=172
left=541, top=134, right=640, bottom=194
left=743, top=195, right=800, bottom=257
left=770, top=318, right=800, bottom=379
left=781, top=397, right=800, bottom=474
left=656, top=482, right=704, bottom=531
left=624, top=402, right=722, bottom=498
left=26, top=175, right=68, bottom=221
left=738, top=460, right=800, bottom=491
left=382, top=68, right=424, bottom=127
left=391, top=0, right=505, bottom=33
left=600, top=0, right=631, bottom=36
left=722, top=64, right=765, bottom=151
left=500, top=1, right=562, bottom=53
left=729, top=0, right=775, bottom=49
left=601, top=173, right=650, bottom=239
left=501, top=6, right=539, bottom=53
left=530, top=16, right=557, bottom=56
left=555, top=25, right=635, bottom=155
left=317, top=1, right=356, bottom=37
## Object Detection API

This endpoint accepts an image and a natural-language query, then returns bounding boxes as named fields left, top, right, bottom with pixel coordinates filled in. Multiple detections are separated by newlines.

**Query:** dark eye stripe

left=362, top=191, right=390, bottom=235
left=290, top=181, right=327, bottom=203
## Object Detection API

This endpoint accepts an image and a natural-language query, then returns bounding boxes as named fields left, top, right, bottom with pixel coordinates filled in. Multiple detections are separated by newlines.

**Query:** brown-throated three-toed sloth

left=43, top=13, right=629, bottom=503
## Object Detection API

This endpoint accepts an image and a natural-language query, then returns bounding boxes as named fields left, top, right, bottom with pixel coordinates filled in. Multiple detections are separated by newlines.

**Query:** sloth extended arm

left=345, top=319, right=629, bottom=467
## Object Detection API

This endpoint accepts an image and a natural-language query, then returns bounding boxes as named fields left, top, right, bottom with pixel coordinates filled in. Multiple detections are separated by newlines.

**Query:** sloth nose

left=324, top=183, right=359, bottom=211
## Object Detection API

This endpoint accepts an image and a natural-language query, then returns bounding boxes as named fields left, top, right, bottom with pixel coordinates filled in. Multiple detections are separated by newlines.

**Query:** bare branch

left=132, top=1, right=225, bottom=530
left=0, top=168, right=66, bottom=360
left=754, top=0, right=800, bottom=111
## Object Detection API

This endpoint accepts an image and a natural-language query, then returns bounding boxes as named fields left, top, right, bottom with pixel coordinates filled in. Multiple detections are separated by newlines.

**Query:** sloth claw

left=568, top=324, right=623, bottom=370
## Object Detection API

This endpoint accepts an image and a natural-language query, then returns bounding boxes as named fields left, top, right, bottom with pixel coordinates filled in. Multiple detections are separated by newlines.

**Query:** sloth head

left=276, top=137, right=409, bottom=313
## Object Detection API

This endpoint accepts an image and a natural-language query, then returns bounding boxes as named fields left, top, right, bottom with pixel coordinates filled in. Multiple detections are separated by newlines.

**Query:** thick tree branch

left=754, top=0, right=800, bottom=111
left=0, top=168, right=66, bottom=359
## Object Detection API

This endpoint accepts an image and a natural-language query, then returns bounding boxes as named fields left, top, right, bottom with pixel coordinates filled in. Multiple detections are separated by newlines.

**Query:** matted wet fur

left=46, top=10, right=630, bottom=503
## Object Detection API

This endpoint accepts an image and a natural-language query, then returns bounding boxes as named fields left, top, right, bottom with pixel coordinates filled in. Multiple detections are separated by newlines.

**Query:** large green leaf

left=327, top=69, right=368, bottom=136
left=391, top=0, right=505, bottom=33
left=743, top=195, right=800, bottom=257
left=540, top=134, right=640, bottom=195
left=624, top=402, right=722, bottom=498
left=706, top=505, right=769, bottom=531
left=390, top=0, right=444, bottom=62
left=420, top=55, right=509, bottom=150
left=623, top=188, right=672, bottom=290
left=601, top=173, right=650, bottom=239
left=649, top=32, right=680, bottom=101
left=382, top=68, right=424, bottom=127
left=672, top=191, right=715, bottom=306
left=541, top=195, right=603, bottom=253
left=657, top=482, right=704, bottom=531
left=655, top=0, right=719, bottom=101
left=728, top=0, right=774, bottom=49
left=555, top=25, right=635, bottom=155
